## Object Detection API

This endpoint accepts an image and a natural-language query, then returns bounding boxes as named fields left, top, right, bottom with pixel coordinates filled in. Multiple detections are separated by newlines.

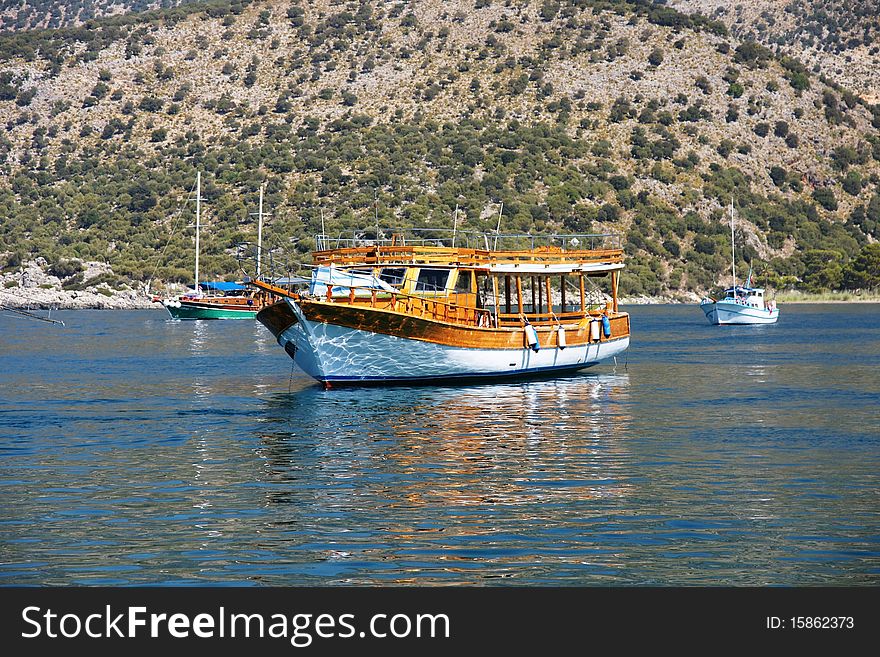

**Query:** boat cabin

left=723, top=285, right=769, bottom=309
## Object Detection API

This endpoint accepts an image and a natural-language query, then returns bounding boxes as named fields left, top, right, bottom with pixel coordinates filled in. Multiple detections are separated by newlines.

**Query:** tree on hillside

left=842, top=244, right=880, bottom=290
left=801, top=249, right=844, bottom=291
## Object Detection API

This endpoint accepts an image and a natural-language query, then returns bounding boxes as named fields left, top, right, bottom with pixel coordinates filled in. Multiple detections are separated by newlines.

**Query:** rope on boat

left=145, top=176, right=199, bottom=297
left=0, top=289, right=65, bottom=326
left=0, top=304, right=65, bottom=326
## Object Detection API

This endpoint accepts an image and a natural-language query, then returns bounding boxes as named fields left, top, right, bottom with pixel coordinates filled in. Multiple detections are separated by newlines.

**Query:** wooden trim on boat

left=312, top=245, right=624, bottom=268
left=298, top=299, right=629, bottom=350
left=515, top=276, right=523, bottom=315
left=612, top=271, right=619, bottom=313
left=256, top=299, right=299, bottom=338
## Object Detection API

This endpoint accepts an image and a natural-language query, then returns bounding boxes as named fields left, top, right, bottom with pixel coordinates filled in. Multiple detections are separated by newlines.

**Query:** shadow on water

left=257, top=372, right=633, bottom=502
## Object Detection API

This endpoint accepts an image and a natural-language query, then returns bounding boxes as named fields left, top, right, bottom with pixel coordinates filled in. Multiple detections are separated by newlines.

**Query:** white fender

left=524, top=322, right=539, bottom=352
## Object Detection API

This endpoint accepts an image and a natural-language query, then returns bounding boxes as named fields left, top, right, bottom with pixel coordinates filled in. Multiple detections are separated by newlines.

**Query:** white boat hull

left=278, top=300, right=629, bottom=384
left=700, top=300, right=779, bottom=325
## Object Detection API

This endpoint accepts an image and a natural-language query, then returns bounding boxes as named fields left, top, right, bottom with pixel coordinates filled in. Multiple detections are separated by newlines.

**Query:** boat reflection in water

left=253, top=372, right=632, bottom=583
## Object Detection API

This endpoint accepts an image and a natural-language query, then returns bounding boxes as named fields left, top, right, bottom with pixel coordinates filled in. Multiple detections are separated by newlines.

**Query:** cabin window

left=415, top=268, right=450, bottom=292
left=454, top=271, right=473, bottom=293
left=379, top=267, right=406, bottom=287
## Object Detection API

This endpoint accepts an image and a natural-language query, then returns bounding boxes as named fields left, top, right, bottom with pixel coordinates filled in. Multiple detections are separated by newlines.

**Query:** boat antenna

left=374, top=189, right=379, bottom=243
left=493, top=202, right=503, bottom=251
left=320, top=207, right=326, bottom=251
left=452, top=202, right=459, bottom=248
left=729, top=197, right=736, bottom=298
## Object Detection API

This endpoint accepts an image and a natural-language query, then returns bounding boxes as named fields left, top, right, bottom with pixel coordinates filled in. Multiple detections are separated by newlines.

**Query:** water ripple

left=0, top=306, right=878, bottom=585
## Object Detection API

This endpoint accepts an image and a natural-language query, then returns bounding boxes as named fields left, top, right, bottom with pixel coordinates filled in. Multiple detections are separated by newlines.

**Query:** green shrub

left=842, top=171, right=863, bottom=196
left=648, top=48, right=664, bottom=66
left=49, top=259, right=83, bottom=278
left=813, top=188, right=838, bottom=212
left=769, top=166, right=787, bottom=188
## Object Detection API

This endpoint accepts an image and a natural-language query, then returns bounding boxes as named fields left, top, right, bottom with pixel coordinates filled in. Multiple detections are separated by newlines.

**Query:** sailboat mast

left=257, top=184, right=264, bottom=278
left=729, top=199, right=736, bottom=297
left=195, top=171, right=201, bottom=295
left=493, top=202, right=503, bottom=251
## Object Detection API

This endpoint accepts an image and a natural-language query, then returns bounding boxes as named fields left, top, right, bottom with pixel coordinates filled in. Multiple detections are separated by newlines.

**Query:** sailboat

left=155, top=174, right=272, bottom=319
left=699, top=202, right=779, bottom=325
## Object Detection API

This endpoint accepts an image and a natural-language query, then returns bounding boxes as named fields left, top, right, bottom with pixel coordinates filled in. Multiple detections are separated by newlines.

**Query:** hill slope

left=668, top=0, right=880, bottom=104
left=0, top=0, right=196, bottom=31
left=1, top=0, right=878, bottom=299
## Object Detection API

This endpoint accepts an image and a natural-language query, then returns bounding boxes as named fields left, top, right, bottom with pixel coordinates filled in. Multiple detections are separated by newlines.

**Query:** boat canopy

left=309, top=264, right=397, bottom=296
left=724, top=285, right=764, bottom=295
left=195, top=281, right=247, bottom=292
left=270, top=276, right=313, bottom=286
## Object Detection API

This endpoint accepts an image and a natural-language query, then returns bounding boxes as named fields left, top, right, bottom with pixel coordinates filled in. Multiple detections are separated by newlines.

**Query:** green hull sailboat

left=154, top=173, right=270, bottom=320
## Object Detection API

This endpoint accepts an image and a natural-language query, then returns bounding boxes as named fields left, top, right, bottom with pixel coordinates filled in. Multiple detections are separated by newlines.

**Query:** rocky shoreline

left=1, top=258, right=160, bottom=310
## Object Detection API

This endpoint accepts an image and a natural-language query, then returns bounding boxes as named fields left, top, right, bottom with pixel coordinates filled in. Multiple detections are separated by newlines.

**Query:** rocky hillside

left=668, top=0, right=880, bottom=104
left=1, top=0, right=879, bottom=300
left=0, top=257, right=156, bottom=308
left=0, top=0, right=196, bottom=31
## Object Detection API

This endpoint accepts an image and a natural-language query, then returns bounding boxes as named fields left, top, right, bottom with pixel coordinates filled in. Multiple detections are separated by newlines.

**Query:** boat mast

left=257, top=183, right=264, bottom=278
left=493, top=202, right=503, bottom=251
left=195, top=171, right=201, bottom=296
left=729, top=198, right=736, bottom=298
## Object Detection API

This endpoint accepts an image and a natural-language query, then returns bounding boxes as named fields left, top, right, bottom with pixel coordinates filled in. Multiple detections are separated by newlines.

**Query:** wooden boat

left=249, top=230, right=630, bottom=387
left=155, top=281, right=270, bottom=320
left=154, top=173, right=273, bottom=319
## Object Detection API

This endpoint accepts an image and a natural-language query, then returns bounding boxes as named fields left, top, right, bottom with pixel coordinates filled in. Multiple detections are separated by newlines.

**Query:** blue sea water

left=0, top=304, right=878, bottom=585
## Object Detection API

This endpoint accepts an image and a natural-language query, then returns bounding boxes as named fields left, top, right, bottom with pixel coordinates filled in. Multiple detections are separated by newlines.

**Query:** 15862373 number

left=790, top=617, right=854, bottom=629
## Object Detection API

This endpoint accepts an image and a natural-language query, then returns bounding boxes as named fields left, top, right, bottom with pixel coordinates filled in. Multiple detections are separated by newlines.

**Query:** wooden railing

left=250, top=280, right=623, bottom=332
left=327, top=285, right=494, bottom=327
left=312, top=245, right=624, bottom=268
